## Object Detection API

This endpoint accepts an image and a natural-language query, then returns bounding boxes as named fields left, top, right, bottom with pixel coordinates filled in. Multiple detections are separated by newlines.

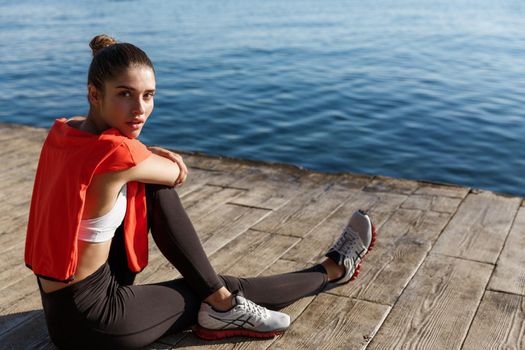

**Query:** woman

left=24, top=34, right=377, bottom=349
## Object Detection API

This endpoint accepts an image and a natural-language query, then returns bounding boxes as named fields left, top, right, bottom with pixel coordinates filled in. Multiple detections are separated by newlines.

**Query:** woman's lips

left=127, top=121, right=144, bottom=130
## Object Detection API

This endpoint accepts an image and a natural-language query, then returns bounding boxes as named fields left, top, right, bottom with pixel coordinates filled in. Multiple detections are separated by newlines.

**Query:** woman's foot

left=324, top=210, right=377, bottom=284
left=195, top=293, right=290, bottom=340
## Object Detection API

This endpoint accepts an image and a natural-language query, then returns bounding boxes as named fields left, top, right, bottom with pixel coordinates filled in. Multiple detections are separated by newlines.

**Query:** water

left=1, top=0, right=524, bottom=197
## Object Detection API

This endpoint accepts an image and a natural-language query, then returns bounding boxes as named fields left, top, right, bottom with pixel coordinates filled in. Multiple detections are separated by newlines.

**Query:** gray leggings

left=37, top=184, right=329, bottom=349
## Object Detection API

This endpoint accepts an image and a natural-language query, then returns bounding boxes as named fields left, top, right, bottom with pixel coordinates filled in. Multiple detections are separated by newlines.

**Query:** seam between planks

left=365, top=187, right=471, bottom=349
left=457, top=203, right=523, bottom=349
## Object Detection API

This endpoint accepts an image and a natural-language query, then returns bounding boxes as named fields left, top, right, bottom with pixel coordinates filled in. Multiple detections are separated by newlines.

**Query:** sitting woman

left=24, top=34, right=377, bottom=350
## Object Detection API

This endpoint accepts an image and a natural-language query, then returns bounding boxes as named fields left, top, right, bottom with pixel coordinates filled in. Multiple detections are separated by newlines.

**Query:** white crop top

left=78, top=183, right=127, bottom=243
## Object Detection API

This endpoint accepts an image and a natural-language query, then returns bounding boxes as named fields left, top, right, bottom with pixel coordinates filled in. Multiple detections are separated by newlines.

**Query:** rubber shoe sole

left=194, top=325, right=286, bottom=340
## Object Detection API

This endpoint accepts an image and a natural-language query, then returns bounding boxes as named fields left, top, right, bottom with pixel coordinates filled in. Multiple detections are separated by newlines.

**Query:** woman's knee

left=146, top=184, right=182, bottom=218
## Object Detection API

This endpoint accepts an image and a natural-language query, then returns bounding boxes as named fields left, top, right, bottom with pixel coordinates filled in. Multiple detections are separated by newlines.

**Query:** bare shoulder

left=66, top=116, right=86, bottom=129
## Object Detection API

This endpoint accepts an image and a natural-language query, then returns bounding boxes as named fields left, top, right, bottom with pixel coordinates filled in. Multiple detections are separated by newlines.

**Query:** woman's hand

left=147, top=146, right=188, bottom=186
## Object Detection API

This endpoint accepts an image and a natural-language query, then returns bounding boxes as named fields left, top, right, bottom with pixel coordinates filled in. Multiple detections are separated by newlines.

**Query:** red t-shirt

left=24, top=118, right=153, bottom=282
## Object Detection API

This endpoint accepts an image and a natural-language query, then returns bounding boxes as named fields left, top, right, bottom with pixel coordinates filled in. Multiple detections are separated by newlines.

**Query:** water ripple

left=1, top=0, right=525, bottom=196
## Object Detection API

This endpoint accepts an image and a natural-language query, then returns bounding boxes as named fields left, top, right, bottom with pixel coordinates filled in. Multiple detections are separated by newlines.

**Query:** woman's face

left=94, top=65, right=156, bottom=138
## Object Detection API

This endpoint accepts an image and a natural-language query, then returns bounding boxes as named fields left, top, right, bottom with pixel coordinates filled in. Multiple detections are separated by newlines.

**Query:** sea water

left=1, top=0, right=524, bottom=196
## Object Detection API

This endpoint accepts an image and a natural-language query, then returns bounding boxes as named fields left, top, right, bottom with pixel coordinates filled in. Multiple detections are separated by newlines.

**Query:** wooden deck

left=1, top=121, right=524, bottom=349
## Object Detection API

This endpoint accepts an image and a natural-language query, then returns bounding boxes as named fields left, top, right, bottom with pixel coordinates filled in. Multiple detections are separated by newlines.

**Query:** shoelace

left=332, top=225, right=362, bottom=257
left=236, top=298, right=269, bottom=320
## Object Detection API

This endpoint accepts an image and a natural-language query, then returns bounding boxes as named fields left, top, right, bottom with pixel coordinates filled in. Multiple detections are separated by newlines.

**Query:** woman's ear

left=87, top=84, right=102, bottom=107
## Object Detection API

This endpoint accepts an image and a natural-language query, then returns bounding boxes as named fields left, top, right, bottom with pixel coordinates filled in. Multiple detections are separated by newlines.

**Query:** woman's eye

left=119, top=91, right=131, bottom=97
left=144, top=92, right=155, bottom=99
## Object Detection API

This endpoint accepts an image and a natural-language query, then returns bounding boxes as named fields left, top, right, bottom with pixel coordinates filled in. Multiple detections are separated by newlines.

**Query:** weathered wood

left=224, top=233, right=300, bottom=277
left=227, top=170, right=304, bottom=210
left=367, top=254, right=493, bottom=350
left=488, top=206, right=525, bottom=296
left=365, top=175, right=420, bottom=195
left=250, top=182, right=355, bottom=238
left=285, top=191, right=407, bottom=265
left=209, top=229, right=273, bottom=275
left=0, top=310, right=51, bottom=350
left=432, top=191, right=521, bottom=264
left=270, top=293, right=390, bottom=350
left=328, top=208, right=451, bottom=306
left=401, top=194, right=462, bottom=213
left=415, top=183, right=470, bottom=198
left=0, top=274, right=42, bottom=334
left=462, top=290, right=525, bottom=350
left=403, top=210, right=453, bottom=244
left=180, top=184, right=246, bottom=222
left=2, top=122, right=525, bottom=350
left=192, top=203, right=271, bottom=256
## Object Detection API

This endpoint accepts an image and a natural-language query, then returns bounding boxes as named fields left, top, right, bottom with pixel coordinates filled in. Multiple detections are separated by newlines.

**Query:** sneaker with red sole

left=195, top=293, right=290, bottom=340
left=325, top=209, right=377, bottom=284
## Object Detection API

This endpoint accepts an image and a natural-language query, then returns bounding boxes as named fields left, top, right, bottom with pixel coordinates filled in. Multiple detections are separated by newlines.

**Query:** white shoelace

left=236, top=297, right=269, bottom=320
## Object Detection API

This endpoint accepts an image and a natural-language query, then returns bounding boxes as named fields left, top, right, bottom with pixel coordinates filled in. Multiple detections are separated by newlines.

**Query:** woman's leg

left=218, top=265, right=329, bottom=310
left=144, top=184, right=330, bottom=310
left=145, top=183, right=225, bottom=300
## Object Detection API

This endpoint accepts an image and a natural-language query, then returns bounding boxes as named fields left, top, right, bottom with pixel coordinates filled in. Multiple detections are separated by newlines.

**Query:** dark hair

left=87, top=34, right=155, bottom=91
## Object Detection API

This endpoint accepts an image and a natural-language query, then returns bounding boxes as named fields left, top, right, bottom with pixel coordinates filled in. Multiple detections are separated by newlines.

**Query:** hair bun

left=89, top=34, right=118, bottom=57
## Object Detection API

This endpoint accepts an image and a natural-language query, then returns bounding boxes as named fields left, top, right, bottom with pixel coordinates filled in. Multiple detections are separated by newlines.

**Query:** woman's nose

left=132, top=98, right=146, bottom=115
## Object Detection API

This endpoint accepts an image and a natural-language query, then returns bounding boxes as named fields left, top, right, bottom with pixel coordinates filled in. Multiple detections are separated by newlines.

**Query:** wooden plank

left=327, top=209, right=451, bottom=305
left=0, top=224, right=28, bottom=255
left=209, top=229, right=273, bottom=275
left=285, top=191, right=407, bottom=264
left=270, top=294, right=390, bottom=350
left=401, top=194, right=462, bottom=213
left=462, top=290, right=525, bottom=350
left=403, top=210, right=453, bottom=244
left=193, top=203, right=271, bottom=256
left=432, top=191, right=521, bottom=264
left=0, top=274, right=43, bottom=337
left=364, top=175, right=419, bottom=195
left=415, top=183, right=469, bottom=198
left=172, top=167, right=212, bottom=198
left=180, top=185, right=245, bottom=222
left=367, top=254, right=493, bottom=350
left=329, top=237, right=430, bottom=306
left=0, top=136, right=43, bottom=156
left=0, top=310, right=52, bottom=350
left=250, top=183, right=355, bottom=238
left=0, top=124, right=45, bottom=142
left=227, top=169, right=304, bottom=210
left=176, top=167, right=240, bottom=196
left=0, top=186, right=31, bottom=210
left=0, top=158, right=38, bottom=186
left=179, top=152, right=247, bottom=174
left=305, top=171, right=373, bottom=191
left=0, top=241, right=29, bottom=291
left=488, top=206, right=525, bottom=295
left=224, top=233, right=300, bottom=277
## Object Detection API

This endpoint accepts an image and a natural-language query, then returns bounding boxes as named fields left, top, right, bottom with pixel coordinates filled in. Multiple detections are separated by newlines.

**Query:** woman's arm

left=117, top=152, right=181, bottom=187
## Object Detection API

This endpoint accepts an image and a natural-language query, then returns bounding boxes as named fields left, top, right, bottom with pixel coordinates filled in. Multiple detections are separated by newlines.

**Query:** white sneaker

left=195, top=294, right=291, bottom=340
left=325, top=209, right=377, bottom=284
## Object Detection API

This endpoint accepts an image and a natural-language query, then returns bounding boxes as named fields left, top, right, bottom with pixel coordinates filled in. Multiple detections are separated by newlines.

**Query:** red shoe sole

left=350, top=222, right=377, bottom=281
left=194, top=325, right=285, bottom=340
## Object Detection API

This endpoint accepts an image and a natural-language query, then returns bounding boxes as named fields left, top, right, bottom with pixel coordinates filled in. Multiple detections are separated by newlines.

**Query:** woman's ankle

left=321, top=258, right=345, bottom=282
left=204, top=287, right=234, bottom=311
